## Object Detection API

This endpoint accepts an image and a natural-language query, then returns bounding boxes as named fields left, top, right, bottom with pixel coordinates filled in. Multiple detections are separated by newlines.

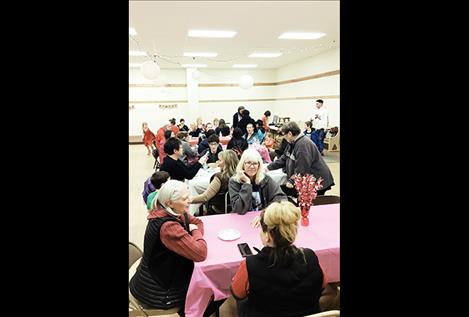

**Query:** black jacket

left=160, top=156, right=202, bottom=181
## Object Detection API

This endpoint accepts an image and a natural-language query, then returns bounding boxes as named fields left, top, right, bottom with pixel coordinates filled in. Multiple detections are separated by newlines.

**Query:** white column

left=186, top=68, right=199, bottom=123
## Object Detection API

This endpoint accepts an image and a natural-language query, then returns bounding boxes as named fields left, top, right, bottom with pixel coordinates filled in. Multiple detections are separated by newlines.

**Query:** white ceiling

left=129, top=1, right=339, bottom=69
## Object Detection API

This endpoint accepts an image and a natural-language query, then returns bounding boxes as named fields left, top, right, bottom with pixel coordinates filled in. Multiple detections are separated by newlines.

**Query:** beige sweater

left=191, top=177, right=222, bottom=204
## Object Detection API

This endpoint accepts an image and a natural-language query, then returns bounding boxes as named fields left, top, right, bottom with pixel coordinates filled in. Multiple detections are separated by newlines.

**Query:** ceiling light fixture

left=129, top=50, right=146, bottom=56
left=278, top=32, right=325, bottom=40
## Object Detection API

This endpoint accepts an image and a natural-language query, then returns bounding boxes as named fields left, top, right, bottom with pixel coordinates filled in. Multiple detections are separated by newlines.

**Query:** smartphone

left=237, top=243, right=253, bottom=257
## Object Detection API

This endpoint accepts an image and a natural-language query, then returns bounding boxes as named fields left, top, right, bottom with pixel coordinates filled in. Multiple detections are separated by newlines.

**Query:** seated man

left=160, top=137, right=208, bottom=181
left=200, top=134, right=223, bottom=164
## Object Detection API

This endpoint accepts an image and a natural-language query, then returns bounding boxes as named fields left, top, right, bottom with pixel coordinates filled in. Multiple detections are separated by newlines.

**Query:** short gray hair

left=156, top=180, right=188, bottom=208
left=281, top=121, right=301, bottom=136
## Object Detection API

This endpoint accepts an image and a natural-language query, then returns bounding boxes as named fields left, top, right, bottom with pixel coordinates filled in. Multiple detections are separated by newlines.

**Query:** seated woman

left=215, top=118, right=231, bottom=136
left=243, top=123, right=260, bottom=145
left=199, top=134, right=223, bottom=165
left=231, top=201, right=326, bottom=317
left=191, top=150, right=239, bottom=214
left=130, top=180, right=217, bottom=316
left=262, top=132, right=276, bottom=161
left=227, top=127, right=249, bottom=158
left=228, top=148, right=287, bottom=215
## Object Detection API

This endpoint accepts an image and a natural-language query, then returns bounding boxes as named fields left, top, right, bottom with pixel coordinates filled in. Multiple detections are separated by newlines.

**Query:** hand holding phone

left=237, top=243, right=253, bottom=257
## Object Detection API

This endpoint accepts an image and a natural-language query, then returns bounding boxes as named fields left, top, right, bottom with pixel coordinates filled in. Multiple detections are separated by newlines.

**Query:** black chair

left=205, top=191, right=231, bottom=215
left=314, top=195, right=340, bottom=205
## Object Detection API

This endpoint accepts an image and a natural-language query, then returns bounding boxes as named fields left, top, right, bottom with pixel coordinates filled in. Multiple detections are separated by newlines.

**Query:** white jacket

left=311, top=107, right=329, bottom=130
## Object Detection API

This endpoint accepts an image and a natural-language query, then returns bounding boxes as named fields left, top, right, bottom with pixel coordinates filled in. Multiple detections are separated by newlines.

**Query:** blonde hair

left=233, top=148, right=265, bottom=184
left=261, top=201, right=304, bottom=267
left=218, top=150, right=239, bottom=181
left=262, top=201, right=301, bottom=246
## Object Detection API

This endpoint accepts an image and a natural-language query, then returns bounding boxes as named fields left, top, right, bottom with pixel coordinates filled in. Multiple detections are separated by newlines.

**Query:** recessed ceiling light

left=129, top=63, right=141, bottom=68
left=278, top=32, right=325, bottom=40
left=183, top=52, right=218, bottom=57
left=232, top=64, right=258, bottom=68
left=181, top=64, right=207, bottom=68
left=248, top=52, right=282, bottom=58
left=129, top=27, right=137, bottom=36
left=188, top=30, right=236, bottom=38
left=129, top=50, right=146, bottom=56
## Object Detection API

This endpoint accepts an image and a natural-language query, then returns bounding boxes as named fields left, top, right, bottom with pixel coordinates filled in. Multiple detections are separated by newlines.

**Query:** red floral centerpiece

left=292, top=174, right=323, bottom=226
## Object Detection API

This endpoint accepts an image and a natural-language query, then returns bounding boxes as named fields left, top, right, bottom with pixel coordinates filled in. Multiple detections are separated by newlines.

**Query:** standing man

left=266, top=121, right=334, bottom=197
left=311, top=99, right=328, bottom=155
left=232, top=106, right=245, bottom=129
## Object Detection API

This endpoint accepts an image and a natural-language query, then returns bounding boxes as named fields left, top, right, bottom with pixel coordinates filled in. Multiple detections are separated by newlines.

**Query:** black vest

left=246, top=247, right=323, bottom=317
left=129, top=215, right=194, bottom=308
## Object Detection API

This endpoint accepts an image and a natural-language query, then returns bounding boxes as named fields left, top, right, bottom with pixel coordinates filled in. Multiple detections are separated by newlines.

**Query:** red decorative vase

left=301, top=208, right=309, bottom=226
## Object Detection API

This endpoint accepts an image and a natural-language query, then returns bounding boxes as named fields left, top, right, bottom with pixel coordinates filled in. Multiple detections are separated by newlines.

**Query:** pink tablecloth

left=184, top=203, right=340, bottom=317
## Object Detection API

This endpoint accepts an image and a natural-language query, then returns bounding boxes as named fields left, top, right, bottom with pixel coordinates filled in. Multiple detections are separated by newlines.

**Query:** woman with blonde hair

left=191, top=150, right=239, bottom=214
left=231, top=201, right=326, bottom=317
left=228, top=148, right=287, bottom=215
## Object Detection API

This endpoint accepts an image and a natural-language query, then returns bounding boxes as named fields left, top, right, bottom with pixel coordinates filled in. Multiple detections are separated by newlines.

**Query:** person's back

left=246, top=247, right=323, bottom=316
left=227, top=127, right=248, bottom=158
left=231, top=201, right=325, bottom=317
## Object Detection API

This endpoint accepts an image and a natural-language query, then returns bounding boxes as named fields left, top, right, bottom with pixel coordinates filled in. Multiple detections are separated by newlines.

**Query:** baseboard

left=129, top=136, right=143, bottom=144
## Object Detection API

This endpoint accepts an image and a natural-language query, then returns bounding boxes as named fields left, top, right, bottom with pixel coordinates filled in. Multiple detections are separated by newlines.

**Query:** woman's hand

left=251, top=215, right=261, bottom=228
left=239, top=172, right=251, bottom=184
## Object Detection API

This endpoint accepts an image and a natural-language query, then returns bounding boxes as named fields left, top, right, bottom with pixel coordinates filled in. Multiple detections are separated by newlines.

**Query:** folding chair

left=128, top=242, right=180, bottom=316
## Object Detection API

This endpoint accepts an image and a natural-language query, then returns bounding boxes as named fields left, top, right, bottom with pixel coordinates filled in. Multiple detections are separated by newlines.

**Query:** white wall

left=273, top=48, right=340, bottom=128
left=129, top=48, right=340, bottom=136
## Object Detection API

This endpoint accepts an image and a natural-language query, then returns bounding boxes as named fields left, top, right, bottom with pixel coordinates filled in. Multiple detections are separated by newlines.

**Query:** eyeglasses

left=244, top=161, right=259, bottom=167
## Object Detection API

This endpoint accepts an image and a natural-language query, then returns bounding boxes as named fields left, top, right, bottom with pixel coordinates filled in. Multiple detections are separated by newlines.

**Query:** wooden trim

left=128, top=95, right=339, bottom=104
left=274, top=70, right=340, bottom=85
left=129, top=69, right=339, bottom=88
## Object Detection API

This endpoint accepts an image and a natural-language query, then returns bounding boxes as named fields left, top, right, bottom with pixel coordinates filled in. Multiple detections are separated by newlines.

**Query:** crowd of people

left=132, top=100, right=338, bottom=316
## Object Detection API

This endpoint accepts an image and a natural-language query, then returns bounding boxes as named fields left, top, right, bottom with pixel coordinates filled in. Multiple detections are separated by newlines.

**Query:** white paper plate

left=217, top=228, right=241, bottom=241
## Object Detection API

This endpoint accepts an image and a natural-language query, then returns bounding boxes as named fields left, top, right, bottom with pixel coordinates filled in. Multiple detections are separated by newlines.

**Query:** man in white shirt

left=310, top=99, right=328, bottom=155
